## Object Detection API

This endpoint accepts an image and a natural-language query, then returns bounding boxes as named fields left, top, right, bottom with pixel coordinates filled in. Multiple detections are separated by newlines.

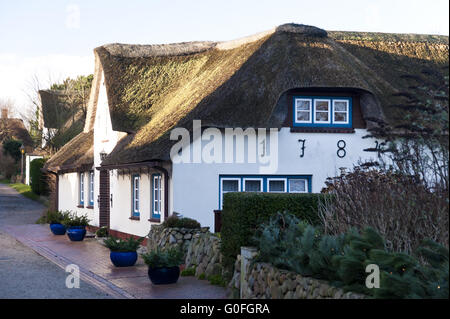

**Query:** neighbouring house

left=42, top=24, right=449, bottom=238
left=38, top=88, right=88, bottom=150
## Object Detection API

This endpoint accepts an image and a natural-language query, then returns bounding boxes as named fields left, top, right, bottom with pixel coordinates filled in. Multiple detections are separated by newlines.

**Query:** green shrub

left=181, top=267, right=196, bottom=276
left=220, top=192, right=326, bottom=268
left=103, top=236, right=144, bottom=252
left=254, top=212, right=449, bottom=299
left=162, top=214, right=201, bottom=229
left=142, top=247, right=184, bottom=269
left=62, top=212, right=90, bottom=227
left=207, top=274, right=227, bottom=287
left=198, top=273, right=206, bottom=280
left=96, top=226, right=108, bottom=238
left=30, top=158, right=47, bottom=195
left=45, top=210, right=70, bottom=224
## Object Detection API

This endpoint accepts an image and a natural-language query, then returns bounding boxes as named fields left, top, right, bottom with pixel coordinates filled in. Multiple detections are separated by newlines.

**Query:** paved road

left=0, top=183, right=111, bottom=298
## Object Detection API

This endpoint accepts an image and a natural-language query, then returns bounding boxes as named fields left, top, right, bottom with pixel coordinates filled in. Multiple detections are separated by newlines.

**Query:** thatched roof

left=39, top=89, right=87, bottom=149
left=43, top=130, right=93, bottom=173
left=91, top=23, right=447, bottom=166
left=0, top=118, right=33, bottom=147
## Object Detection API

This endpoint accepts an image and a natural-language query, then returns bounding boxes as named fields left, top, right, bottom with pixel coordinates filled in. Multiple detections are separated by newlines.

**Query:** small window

left=289, top=179, right=308, bottom=193
left=89, top=171, right=94, bottom=206
left=314, top=99, right=330, bottom=123
left=132, top=175, right=140, bottom=217
left=333, top=100, right=349, bottom=124
left=243, top=178, right=262, bottom=192
left=79, top=172, right=84, bottom=205
left=221, top=178, right=240, bottom=208
left=295, top=99, right=312, bottom=123
left=268, top=178, right=287, bottom=192
left=152, top=174, right=162, bottom=219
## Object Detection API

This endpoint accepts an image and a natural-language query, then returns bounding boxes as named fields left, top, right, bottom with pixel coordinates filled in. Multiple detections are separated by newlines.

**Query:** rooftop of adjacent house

left=45, top=23, right=449, bottom=171
left=38, top=89, right=87, bottom=149
left=43, top=130, right=93, bottom=173
left=0, top=108, right=33, bottom=148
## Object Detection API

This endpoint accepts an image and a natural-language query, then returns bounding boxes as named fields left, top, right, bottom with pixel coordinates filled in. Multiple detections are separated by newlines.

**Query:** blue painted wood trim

left=292, top=96, right=352, bottom=128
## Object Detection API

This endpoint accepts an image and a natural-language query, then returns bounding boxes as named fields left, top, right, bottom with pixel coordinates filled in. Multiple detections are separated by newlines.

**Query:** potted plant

left=103, top=236, right=144, bottom=267
left=62, top=213, right=90, bottom=241
left=142, top=247, right=184, bottom=285
left=47, top=210, right=69, bottom=235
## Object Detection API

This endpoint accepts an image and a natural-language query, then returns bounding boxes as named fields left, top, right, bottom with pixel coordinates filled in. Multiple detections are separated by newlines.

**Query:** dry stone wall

left=147, top=225, right=223, bottom=279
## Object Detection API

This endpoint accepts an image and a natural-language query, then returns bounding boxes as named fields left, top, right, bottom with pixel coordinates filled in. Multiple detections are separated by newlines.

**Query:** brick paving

left=1, top=223, right=227, bottom=299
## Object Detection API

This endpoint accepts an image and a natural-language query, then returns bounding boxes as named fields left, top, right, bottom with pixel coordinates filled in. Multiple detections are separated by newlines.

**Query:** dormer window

left=314, top=99, right=331, bottom=123
left=293, top=96, right=352, bottom=128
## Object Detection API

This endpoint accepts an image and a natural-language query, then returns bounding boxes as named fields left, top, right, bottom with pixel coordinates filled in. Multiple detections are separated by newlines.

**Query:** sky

left=0, top=0, right=448, bottom=120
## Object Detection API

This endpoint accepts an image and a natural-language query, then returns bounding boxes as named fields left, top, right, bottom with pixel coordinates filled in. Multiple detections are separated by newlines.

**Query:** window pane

left=334, top=101, right=347, bottom=112
left=245, top=180, right=261, bottom=192
left=269, top=180, right=285, bottom=192
left=315, top=100, right=329, bottom=111
left=315, top=111, right=329, bottom=122
left=289, top=179, right=306, bottom=192
left=334, top=112, right=347, bottom=122
left=296, top=100, right=310, bottom=110
left=297, top=111, right=310, bottom=122
left=223, top=180, right=239, bottom=192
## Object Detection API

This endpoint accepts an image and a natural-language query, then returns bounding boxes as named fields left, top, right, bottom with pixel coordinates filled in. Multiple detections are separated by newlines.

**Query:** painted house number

left=337, top=140, right=346, bottom=158
left=298, top=139, right=306, bottom=157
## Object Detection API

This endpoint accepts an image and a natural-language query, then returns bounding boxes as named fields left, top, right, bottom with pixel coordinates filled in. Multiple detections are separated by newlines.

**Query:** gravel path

left=0, top=183, right=111, bottom=298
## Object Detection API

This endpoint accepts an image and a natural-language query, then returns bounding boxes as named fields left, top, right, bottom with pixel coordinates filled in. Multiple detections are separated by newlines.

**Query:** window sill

left=290, top=127, right=355, bottom=133
left=129, top=216, right=140, bottom=221
left=77, top=204, right=84, bottom=208
left=86, top=205, right=94, bottom=209
left=148, top=218, right=161, bottom=223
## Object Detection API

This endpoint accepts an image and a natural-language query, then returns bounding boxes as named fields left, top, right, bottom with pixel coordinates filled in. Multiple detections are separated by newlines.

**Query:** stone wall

left=147, top=224, right=210, bottom=252
left=231, top=247, right=366, bottom=299
left=147, top=225, right=223, bottom=279
left=185, top=232, right=223, bottom=278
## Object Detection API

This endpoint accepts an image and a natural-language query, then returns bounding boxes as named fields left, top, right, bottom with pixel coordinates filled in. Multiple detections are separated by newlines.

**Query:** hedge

left=30, top=158, right=48, bottom=196
left=220, top=192, right=326, bottom=268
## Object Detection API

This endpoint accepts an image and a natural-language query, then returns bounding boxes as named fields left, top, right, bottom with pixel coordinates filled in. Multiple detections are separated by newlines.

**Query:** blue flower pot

left=50, top=223, right=66, bottom=235
left=67, top=226, right=86, bottom=241
left=148, top=266, right=180, bottom=285
left=110, top=251, right=138, bottom=267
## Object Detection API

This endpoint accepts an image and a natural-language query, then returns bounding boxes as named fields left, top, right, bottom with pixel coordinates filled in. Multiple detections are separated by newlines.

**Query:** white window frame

left=332, top=99, right=350, bottom=124
left=133, top=175, right=140, bottom=215
left=313, top=99, right=331, bottom=124
left=294, top=98, right=312, bottom=124
left=243, top=178, right=263, bottom=192
left=89, top=171, right=94, bottom=206
left=79, top=172, right=84, bottom=205
left=288, top=178, right=308, bottom=193
left=152, top=174, right=162, bottom=217
left=220, top=178, right=241, bottom=208
left=267, top=178, right=287, bottom=193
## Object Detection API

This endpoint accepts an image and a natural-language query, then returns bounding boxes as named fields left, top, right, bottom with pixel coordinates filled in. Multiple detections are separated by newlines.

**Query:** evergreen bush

left=253, top=212, right=449, bottom=299
left=30, top=158, right=47, bottom=195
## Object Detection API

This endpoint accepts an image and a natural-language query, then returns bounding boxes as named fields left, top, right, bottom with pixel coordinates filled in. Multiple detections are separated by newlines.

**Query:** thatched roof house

left=42, top=23, right=449, bottom=237
left=86, top=24, right=448, bottom=167
left=38, top=89, right=87, bottom=149
left=0, top=109, right=33, bottom=148
left=43, top=130, right=93, bottom=173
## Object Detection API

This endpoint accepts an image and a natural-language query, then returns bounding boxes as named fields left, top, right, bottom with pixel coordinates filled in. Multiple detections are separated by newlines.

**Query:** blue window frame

left=132, top=174, right=140, bottom=217
left=218, top=175, right=312, bottom=208
left=293, top=96, right=352, bottom=128
left=79, top=172, right=84, bottom=206
left=151, top=174, right=162, bottom=219
left=89, top=171, right=94, bottom=206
